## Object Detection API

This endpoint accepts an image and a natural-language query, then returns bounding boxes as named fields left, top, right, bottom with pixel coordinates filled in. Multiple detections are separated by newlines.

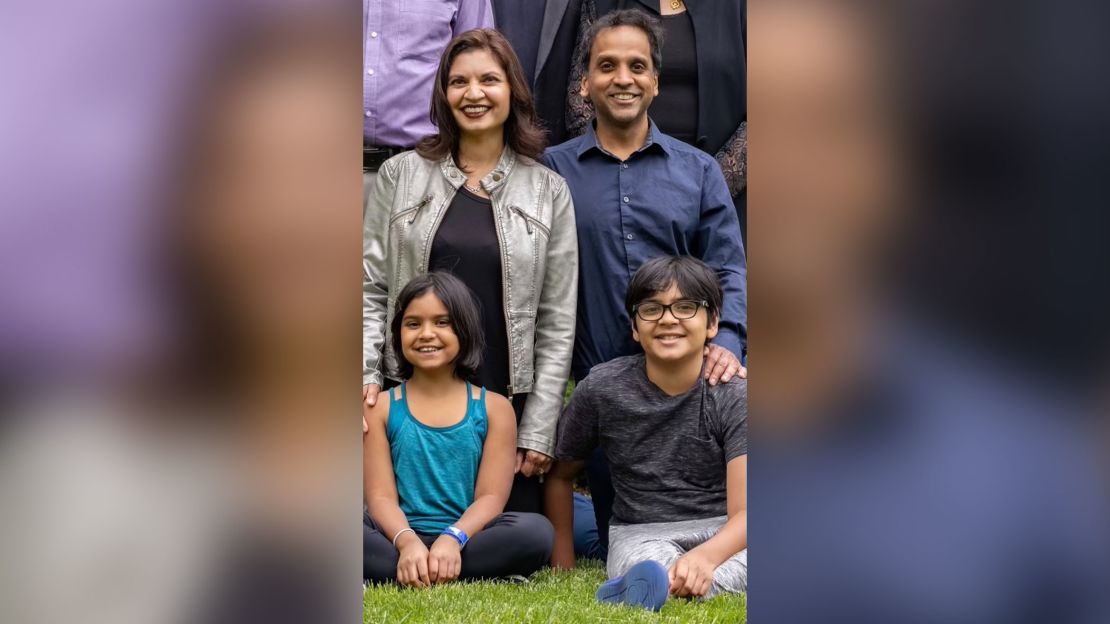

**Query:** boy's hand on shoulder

left=668, top=549, right=718, bottom=598
left=427, top=535, right=463, bottom=584
left=703, top=345, right=745, bottom=385
left=396, top=535, right=431, bottom=588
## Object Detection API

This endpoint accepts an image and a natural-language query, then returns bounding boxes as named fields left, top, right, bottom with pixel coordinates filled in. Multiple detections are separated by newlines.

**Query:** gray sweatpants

left=608, top=516, right=747, bottom=598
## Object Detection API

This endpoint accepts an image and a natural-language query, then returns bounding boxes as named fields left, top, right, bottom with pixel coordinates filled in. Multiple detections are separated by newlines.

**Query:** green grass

left=363, top=559, right=745, bottom=623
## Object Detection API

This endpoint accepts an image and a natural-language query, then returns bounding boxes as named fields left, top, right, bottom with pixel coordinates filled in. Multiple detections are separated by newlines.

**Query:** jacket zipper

left=490, top=193, right=517, bottom=397
left=389, top=195, right=432, bottom=226
left=418, top=194, right=448, bottom=273
left=509, top=205, right=533, bottom=234
left=406, top=195, right=433, bottom=224
left=508, top=205, right=550, bottom=237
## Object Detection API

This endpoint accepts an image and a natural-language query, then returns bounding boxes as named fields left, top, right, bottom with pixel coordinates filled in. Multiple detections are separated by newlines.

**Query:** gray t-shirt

left=555, top=354, right=747, bottom=525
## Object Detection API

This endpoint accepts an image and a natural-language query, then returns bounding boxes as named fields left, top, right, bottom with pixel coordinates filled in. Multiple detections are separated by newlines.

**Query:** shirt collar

left=577, top=118, right=672, bottom=159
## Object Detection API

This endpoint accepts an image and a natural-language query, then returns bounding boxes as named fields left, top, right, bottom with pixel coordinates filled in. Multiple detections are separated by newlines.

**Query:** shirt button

left=622, top=196, right=630, bottom=203
left=621, top=163, right=628, bottom=169
left=626, top=234, right=634, bottom=240
left=370, top=31, right=378, bottom=38
left=364, top=110, right=372, bottom=117
left=367, top=68, right=375, bottom=75
left=492, top=173, right=502, bottom=181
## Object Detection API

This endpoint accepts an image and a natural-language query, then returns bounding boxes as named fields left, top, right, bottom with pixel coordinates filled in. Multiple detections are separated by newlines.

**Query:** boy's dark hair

left=575, top=9, right=664, bottom=77
left=390, top=272, right=484, bottom=381
left=625, top=256, right=723, bottom=328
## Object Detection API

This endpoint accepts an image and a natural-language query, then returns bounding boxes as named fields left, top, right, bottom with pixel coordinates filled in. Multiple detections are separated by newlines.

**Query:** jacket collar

left=440, top=146, right=518, bottom=194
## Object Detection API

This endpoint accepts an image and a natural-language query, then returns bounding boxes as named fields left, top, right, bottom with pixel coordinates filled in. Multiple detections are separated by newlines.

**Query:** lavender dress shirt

left=364, top=0, right=494, bottom=147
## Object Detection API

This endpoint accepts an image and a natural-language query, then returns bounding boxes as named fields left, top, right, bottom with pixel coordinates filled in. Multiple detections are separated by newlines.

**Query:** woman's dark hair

left=390, top=272, right=484, bottom=381
left=575, top=9, right=664, bottom=76
left=625, top=256, right=723, bottom=327
left=415, top=28, right=546, bottom=165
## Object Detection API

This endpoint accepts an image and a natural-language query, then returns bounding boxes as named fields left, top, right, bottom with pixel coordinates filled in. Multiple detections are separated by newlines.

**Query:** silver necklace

left=464, top=181, right=483, bottom=194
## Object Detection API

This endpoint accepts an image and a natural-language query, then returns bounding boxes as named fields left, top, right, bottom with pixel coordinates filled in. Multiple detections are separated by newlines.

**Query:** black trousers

left=363, top=512, right=553, bottom=583
left=505, top=393, right=544, bottom=514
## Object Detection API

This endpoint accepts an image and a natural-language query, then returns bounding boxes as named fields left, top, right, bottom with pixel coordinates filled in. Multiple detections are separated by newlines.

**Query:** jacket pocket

left=508, top=205, right=551, bottom=239
left=389, top=195, right=433, bottom=226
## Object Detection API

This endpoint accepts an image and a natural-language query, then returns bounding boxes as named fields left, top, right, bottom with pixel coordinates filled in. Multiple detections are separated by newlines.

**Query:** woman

left=567, top=0, right=746, bottom=242
left=363, top=28, right=578, bottom=513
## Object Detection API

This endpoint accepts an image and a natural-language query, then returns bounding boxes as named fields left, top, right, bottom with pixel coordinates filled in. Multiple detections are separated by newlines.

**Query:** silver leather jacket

left=363, top=147, right=578, bottom=456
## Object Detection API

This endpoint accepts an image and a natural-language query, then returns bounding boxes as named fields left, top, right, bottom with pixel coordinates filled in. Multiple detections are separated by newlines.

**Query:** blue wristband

left=441, top=525, right=468, bottom=548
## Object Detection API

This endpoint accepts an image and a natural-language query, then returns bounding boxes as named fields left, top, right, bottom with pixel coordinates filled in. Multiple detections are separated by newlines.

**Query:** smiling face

left=446, top=48, right=511, bottom=140
left=632, top=284, right=719, bottom=364
left=580, top=25, right=659, bottom=130
left=399, top=291, right=460, bottom=372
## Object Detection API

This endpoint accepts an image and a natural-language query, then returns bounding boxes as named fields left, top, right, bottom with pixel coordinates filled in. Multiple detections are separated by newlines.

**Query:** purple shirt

left=364, top=0, right=493, bottom=147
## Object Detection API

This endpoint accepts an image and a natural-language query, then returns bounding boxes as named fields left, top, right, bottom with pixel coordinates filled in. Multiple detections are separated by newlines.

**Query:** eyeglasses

left=632, top=300, right=708, bottom=322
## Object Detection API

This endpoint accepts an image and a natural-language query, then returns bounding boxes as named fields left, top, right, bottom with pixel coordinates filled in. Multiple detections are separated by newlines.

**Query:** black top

left=649, top=11, right=699, bottom=145
left=428, top=188, right=511, bottom=396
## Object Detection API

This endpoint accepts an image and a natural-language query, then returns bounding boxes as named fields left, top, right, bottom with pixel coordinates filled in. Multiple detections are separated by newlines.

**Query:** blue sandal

left=595, top=560, right=669, bottom=612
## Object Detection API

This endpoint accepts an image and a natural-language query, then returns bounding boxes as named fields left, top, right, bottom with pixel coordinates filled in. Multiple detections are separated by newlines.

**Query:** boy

left=545, top=256, right=747, bottom=611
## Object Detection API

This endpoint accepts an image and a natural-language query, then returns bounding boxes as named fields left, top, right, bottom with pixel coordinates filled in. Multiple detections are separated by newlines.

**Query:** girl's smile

left=400, top=292, right=460, bottom=369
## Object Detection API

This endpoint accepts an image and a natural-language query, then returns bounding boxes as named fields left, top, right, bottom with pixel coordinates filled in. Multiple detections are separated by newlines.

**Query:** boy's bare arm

left=545, top=459, right=585, bottom=569
left=669, top=455, right=746, bottom=596
left=691, top=455, right=747, bottom=564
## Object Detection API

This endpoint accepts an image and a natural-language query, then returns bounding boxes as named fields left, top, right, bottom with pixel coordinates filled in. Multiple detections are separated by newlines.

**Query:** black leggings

left=363, top=512, right=553, bottom=583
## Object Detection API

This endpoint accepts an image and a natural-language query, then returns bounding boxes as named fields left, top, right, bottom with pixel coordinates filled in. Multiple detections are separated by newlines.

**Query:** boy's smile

left=632, top=285, right=718, bottom=363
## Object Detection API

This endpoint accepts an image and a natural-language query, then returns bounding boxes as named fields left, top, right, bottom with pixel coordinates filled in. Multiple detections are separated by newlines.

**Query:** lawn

left=363, top=559, right=746, bottom=623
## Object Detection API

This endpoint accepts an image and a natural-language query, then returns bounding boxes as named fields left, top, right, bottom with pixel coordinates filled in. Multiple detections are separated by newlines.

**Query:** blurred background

left=0, top=2, right=363, bottom=623
left=0, top=0, right=1107, bottom=622
left=749, top=0, right=1110, bottom=622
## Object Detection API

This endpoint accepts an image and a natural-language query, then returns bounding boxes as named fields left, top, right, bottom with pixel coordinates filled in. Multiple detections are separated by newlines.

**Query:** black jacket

left=494, top=0, right=584, bottom=146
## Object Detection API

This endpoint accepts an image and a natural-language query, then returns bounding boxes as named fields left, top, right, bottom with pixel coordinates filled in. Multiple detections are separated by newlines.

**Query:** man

left=542, top=8, right=747, bottom=550
left=363, top=0, right=493, bottom=410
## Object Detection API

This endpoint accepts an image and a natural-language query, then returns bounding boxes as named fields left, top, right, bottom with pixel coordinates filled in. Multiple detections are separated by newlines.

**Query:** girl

left=363, top=29, right=578, bottom=514
left=364, top=272, right=554, bottom=586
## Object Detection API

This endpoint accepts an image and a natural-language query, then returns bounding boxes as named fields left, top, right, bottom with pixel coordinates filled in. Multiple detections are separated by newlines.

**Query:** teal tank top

left=387, top=382, right=488, bottom=534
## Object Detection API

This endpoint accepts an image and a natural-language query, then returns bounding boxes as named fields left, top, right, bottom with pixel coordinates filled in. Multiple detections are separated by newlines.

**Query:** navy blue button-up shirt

left=544, top=120, right=747, bottom=381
